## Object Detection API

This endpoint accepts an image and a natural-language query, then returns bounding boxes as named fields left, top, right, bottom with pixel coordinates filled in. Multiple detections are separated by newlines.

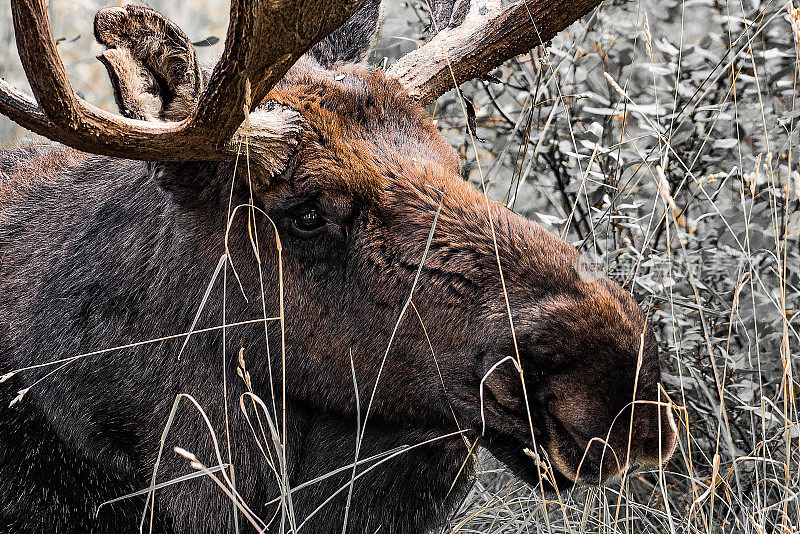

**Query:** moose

left=0, top=0, right=678, bottom=532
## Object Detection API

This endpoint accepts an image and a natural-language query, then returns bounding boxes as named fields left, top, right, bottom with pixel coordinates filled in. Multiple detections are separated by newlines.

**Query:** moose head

left=0, top=0, right=678, bottom=532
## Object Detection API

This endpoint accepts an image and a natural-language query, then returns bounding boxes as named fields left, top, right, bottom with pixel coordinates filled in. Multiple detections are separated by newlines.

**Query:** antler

left=0, top=0, right=364, bottom=166
left=388, top=0, right=603, bottom=106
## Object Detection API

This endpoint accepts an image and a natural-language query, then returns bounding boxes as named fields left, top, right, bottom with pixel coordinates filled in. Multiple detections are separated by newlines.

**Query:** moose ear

left=307, top=0, right=383, bottom=67
left=94, top=6, right=204, bottom=122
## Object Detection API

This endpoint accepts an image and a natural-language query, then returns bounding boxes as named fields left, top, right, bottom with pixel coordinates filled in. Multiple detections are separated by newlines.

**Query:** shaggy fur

left=0, top=5, right=676, bottom=534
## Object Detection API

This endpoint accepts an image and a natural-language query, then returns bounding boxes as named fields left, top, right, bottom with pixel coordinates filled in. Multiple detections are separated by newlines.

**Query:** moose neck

left=285, top=405, right=474, bottom=534
left=0, top=153, right=474, bottom=533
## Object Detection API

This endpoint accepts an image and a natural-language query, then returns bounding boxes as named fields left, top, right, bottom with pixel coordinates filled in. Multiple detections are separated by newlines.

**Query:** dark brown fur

left=0, top=146, right=88, bottom=208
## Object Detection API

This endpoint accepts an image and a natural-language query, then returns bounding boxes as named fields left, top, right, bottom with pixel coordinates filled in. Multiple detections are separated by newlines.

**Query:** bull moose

left=0, top=0, right=678, bottom=532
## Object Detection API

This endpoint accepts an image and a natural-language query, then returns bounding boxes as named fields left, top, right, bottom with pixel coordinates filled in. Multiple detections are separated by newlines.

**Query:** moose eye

left=291, top=209, right=326, bottom=234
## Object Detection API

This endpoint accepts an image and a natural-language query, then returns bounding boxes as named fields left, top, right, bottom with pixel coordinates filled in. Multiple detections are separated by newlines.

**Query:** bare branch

left=388, top=0, right=602, bottom=106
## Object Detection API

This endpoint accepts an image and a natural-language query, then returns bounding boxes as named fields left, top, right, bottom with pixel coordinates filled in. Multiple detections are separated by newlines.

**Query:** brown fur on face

left=265, top=58, right=459, bottom=195
left=238, top=59, right=678, bottom=488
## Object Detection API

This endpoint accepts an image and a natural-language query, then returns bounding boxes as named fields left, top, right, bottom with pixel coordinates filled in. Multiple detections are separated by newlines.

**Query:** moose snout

left=544, top=387, right=679, bottom=486
left=625, top=399, right=679, bottom=470
left=577, top=399, right=679, bottom=484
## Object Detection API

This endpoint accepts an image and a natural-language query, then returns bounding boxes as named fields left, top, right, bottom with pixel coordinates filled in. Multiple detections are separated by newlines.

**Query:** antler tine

left=1, top=0, right=365, bottom=166
left=188, top=0, right=366, bottom=146
left=387, top=0, right=603, bottom=106
left=0, top=78, right=56, bottom=133
left=9, top=0, right=81, bottom=127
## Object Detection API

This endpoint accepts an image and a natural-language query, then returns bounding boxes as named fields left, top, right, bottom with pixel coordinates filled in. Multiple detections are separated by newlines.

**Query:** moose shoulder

left=0, top=1, right=677, bottom=533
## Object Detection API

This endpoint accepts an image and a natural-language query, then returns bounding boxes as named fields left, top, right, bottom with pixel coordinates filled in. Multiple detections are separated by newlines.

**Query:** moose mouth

left=483, top=431, right=577, bottom=493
